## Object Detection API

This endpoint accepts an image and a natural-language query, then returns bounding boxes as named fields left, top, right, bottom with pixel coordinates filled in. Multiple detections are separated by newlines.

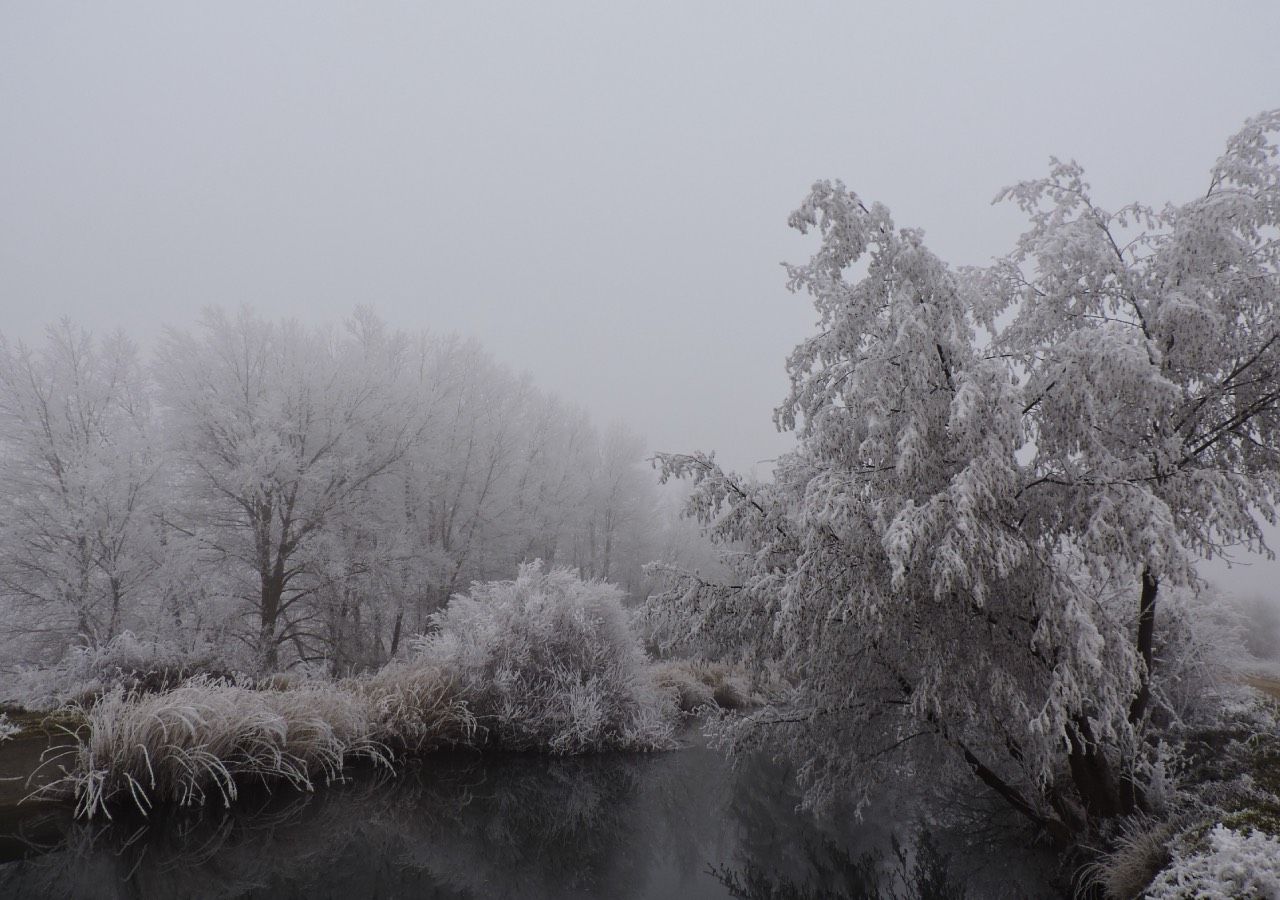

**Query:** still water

left=0, top=730, right=1061, bottom=899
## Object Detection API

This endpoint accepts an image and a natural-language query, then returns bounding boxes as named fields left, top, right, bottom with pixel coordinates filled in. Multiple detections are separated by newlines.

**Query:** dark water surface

left=0, top=730, right=1062, bottom=899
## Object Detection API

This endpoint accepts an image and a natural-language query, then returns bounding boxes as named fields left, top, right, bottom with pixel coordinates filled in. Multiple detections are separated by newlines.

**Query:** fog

left=4, top=1, right=1280, bottom=597
left=7, top=9, right=1280, bottom=895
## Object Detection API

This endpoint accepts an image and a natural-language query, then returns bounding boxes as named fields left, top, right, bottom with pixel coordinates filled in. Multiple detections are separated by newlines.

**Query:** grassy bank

left=2, top=566, right=761, bottom=820
left=1243, top=674, right=1280, bottom=702
left=15, top=654, right=755, bottom=820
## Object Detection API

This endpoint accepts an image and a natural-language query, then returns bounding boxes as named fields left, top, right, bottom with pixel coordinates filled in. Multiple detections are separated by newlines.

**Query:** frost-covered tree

left=156, top=308, right=420, bottom=670
left=392, top=339, right=666, bottom=619
left=650, top=110, right=1280, bottom=839
left=581, top=424, right=659, bottom=590
left=0, top=306, right=679, bottom=681
left=0, top=323, right=164, bottom=659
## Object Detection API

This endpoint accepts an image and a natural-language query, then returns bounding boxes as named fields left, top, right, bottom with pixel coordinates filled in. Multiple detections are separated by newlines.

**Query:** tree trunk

left=1128, top=568, right=1159, bottom=726
left=602, top=506, right=614, bottom=581
left=390, top=608, right=404, bottom=658
left=259, top=571, right=282, bottom=672
left=1062, top=569, right=1161, bottom=823
left=1117, top=567, right=1160, bottom=814
left=1067, top=715, right=1122, bottom=821
left=107, top=576, right=123, bottom=643
left=958, top=742, right=1075, bottom=847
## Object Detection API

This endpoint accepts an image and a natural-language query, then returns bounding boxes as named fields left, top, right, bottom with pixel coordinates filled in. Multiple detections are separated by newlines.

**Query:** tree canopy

left=650, top=110, right=1280, bottom=839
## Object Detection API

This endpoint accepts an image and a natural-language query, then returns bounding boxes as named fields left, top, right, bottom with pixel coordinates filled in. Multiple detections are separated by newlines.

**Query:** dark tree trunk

left=1117, top=567, right=1160, bottom=814
left=107, top=576, right=123, bottom=642
left=1061, top=570, right=1161, bottom=823
left=259, top=570, right=283, bottom=672
left=1129, top=568, right=1159, bottom=726
left=958, top=742, right=1075, bottom=847
left=390, top=608, right=404, bottom=658
left=1067, top=715, right=1122, bottom=821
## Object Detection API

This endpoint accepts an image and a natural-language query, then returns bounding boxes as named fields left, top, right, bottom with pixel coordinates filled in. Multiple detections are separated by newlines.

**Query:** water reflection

left=0, top=735, right=1060, bottom=899
left=710, top=828, right=965, bottom=900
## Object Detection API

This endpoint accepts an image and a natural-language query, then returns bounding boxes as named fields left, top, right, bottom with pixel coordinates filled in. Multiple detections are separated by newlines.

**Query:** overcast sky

left=3, top=2, right=1279, bottom=595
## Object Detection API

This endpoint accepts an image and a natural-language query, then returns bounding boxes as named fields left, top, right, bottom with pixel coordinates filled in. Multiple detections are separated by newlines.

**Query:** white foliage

left=44, top=565, right=678, bottom=818
left=416, top=562, right=676, bottom=753
left=0, top=305, right=692, bottom=677
left=155, top=308, right=423, bottom=670
left=650, top=110, right=1280, bottom=832
left=1149, top=587, right=1253, bottom=731
left=0, top=323, right=166, bottom=656
left=0, top=631, right=243, bottom=711
left=1146, top=824, right=1280, bottom=899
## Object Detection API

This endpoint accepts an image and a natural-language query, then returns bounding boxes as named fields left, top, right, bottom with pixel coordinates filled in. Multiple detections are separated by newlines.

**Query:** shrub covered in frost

left=416, top=562, right=675, bottom=753
left=1081, top=814, right=1182, bottom=899
left=652, top=661, right=716, bottom=712
left=2, top=631, right=242, bottom=711
left=43, top=566, right=680, bottom=818
left=1146, top=824, right=1280, bottom=898
left=0, top=712, right=18, bottom=742
left=43, top=665, right=480, bottom=819
left=1150, top=587, right=1255, bottom=731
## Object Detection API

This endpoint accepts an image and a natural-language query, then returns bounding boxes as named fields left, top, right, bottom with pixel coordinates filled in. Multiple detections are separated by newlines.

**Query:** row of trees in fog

left=0, top=308, right=678, bottom=673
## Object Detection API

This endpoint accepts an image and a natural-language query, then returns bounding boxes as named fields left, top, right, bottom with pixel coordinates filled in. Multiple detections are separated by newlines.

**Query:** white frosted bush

left=3, top=631, right=241, bottom=710
left=0, top=712, right=18, bottom=742
left=652, top=661, right=716, bottom=712
left=416, top=562, right=676, bottom=753
left=1081, top=815, right=1181, bottom=899
left=43, top=565, right=678, bottom=819
left=1147, top=824, right=1280, bottom=898
left=1151, top=587, right=1254, bottom=731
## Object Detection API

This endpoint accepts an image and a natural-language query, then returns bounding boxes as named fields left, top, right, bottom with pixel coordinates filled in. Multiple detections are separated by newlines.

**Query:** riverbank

left=0, top=657, right=754, bottom=823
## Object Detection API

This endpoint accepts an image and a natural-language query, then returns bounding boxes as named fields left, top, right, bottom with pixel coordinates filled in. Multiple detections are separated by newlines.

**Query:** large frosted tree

left=0, top=323, right=163, bottom=658
left=650, top=110, right=1280, bottom=839
left=156, top=308, right=420, bottom=670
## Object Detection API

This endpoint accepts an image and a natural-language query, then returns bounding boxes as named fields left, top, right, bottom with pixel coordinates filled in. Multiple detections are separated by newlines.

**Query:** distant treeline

left=0, top=308, right=696, bottom=674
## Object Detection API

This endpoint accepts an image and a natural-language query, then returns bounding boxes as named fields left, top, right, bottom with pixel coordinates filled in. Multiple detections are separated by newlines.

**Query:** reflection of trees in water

left=0, top=746, right=736, bottom=899
left=710, top=829, right=966, bottom=900
left=718, top=753, right=1061, bottom=900
left=0, top=772, right=466, bottom=899
left=713, top=753, right=965, bottom=900
left=0, top=743, right=1061, bottom=899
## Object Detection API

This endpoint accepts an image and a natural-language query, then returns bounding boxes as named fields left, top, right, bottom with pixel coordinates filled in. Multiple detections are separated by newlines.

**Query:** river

left=0, top=728, right=1062, bottom=898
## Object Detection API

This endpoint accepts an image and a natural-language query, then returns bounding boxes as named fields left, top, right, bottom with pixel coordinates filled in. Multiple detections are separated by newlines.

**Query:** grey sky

left=3, top=2, right=1279, bottom=596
